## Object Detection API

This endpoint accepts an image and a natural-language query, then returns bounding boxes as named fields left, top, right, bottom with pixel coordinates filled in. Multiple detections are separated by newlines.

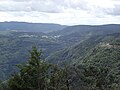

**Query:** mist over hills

left=0, top=21, right=66, bottom=33
left=50, top=24, right=120, bottom=35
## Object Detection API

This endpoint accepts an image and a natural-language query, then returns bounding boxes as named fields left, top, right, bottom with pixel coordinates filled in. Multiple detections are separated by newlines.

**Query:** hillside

left=81, top=34, right=120, bottom=84
left=47, top=35, right=103, bottom=65
left=82, top=33, right=120, bottom=66
left=0, top=24, right=120, bottom=81
left=0, top=21, right=66, bottom=33
left=0, top=31, right=65, bottom=80
left=49, top=24, right=120, bottom=47
left=47, top=33, right=120, bottom=66
left=0, top=29, right=90, bottom=80
left=50, top=24, right=120, bottom=36
left=47, top=33, right=120, bottom=87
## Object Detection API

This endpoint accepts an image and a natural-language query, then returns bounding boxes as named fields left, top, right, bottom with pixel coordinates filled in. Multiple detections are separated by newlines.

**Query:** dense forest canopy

left=1, top=47, right=119, bottom=90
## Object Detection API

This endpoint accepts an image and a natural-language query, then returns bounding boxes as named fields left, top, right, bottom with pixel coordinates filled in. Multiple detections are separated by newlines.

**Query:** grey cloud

left=0, top=0, right=89, bottom=13
left=0, top=0, right=120, bottom=16
left=106, top=5, right=120, bottom=16
left=14, top=0, right=30, bottom=1
left=29, top=1, right=62, bottom=13
left=66, top=0, right=89, bottom=10
left=0, top=0, right=63, bottom=13
left=0, top=1, right=31, bottom=12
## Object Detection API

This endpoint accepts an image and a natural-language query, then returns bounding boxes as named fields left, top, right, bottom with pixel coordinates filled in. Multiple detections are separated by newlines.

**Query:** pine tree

left=8, top=46, right=49, bottom=90
left=8, top=46, right=70, bottom=90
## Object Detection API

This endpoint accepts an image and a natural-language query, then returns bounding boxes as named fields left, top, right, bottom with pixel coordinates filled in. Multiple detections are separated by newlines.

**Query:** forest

left=1, top=46, right=119, bottom=90
left=0, top=24, right=120, bottom=90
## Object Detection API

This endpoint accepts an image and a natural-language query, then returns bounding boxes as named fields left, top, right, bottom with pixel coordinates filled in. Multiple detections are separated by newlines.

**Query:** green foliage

left=81, top=65, right=115, bottom=90
left=47, top=35, right=103, bottom=65
left=3, top=45, right=120, bottom=90
left=8, top=47, right=70, bottom=90
left=0, top=80, right=9, bottom=90
left=62, top=65, right=116, bottom=90
left=1, top=26, right=120, bottom=90
left=0, top=31, right=67, bottom=81
left=48, top=33, right=120, bottom=90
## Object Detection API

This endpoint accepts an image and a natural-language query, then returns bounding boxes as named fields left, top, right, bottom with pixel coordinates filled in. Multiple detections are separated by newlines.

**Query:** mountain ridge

left=0, top=21, right=67, bottom=33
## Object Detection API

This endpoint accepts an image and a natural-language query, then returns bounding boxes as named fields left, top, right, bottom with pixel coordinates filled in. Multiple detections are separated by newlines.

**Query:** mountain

left=0, top=31, right=65, bottom=80
left=47, top=24, right=120, bottom=65
left=47, top=33, right=120, bottom=87
left=0, top=24, right=120, bottom=81
left=0, top=21, right=66, bottom=33
left=48, top=24, right=120, bottom=47
left=50, top=24, right=120, bottom=35
left=47, top=35, right=103, bottom=65
left=81, top=33, right=120, bottom=85
left=82, top=33, right=120, bottom=66
left=47, top=33, right=120, bottom=65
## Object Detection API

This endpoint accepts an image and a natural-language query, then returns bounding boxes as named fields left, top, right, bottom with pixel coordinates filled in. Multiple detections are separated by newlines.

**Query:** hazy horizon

left=1, top=21, right=120, bottom=26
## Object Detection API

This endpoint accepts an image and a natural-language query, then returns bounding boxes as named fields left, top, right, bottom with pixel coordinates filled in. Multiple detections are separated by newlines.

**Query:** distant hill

left=49, top=24, right=120, bottom=47
left=48, top=24, right=108, bottom=64
left=50, top=24, right=120, bottom=36
left=0, top=21, right=66, bottom=33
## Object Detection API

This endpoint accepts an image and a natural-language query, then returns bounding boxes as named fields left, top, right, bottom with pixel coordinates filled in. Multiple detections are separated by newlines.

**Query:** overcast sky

left=0, top=0, right=120, bottom=25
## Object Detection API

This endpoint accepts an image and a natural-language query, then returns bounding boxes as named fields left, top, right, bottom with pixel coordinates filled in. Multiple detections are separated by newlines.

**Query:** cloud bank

left=0, top=0, right=120, bottom=25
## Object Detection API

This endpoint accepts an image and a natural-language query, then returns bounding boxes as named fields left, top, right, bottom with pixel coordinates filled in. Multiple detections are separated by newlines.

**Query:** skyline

left=0, top=0, right=120, bottom=25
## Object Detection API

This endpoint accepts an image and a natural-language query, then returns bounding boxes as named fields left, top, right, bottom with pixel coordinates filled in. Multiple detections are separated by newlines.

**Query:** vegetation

left=0, top=46, right=119, bottom=90
left=0, top=24, right=120, bottom=89
left=0, top=31, right=67, bottom=81
left=7, top=47, right=70, bottom=90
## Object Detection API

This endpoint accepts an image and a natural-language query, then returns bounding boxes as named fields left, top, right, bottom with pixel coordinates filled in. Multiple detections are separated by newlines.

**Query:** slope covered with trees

left=0, top=47, right=119, bottom=90
left=47, top=33, right=120, bottom=65
left=0, top=24, right=120, bottom=89
left=47, top=35, right=103, bottom=65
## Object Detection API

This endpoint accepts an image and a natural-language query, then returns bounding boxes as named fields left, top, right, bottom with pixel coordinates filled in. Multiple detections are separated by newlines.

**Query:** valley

left=0, top=23, right=120, bottom=89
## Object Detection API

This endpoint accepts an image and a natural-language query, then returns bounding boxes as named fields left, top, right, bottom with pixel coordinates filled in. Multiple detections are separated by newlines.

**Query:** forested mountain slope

left=0, top=31, right=65, bottom=80
left=47, top=33, right=120, bottom=66
left=0, top=24, right=120, bottom=81
left=47, top=35, right=103, bottom=64
left=47, top=33, right=120, bottom=89
left=82, top=33, right=120, bottom=65
left=50, top=24, right=120, bottom=36
left=49, top=24, right=120, bottom=46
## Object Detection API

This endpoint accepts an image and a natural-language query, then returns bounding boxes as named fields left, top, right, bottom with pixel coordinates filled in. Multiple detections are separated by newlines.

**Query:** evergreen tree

left=8, top=47, right=69, bottom=90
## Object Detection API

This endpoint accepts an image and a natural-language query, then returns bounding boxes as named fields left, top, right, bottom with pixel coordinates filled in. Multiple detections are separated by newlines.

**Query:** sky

left=0, top=0, right=120, bottom=25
